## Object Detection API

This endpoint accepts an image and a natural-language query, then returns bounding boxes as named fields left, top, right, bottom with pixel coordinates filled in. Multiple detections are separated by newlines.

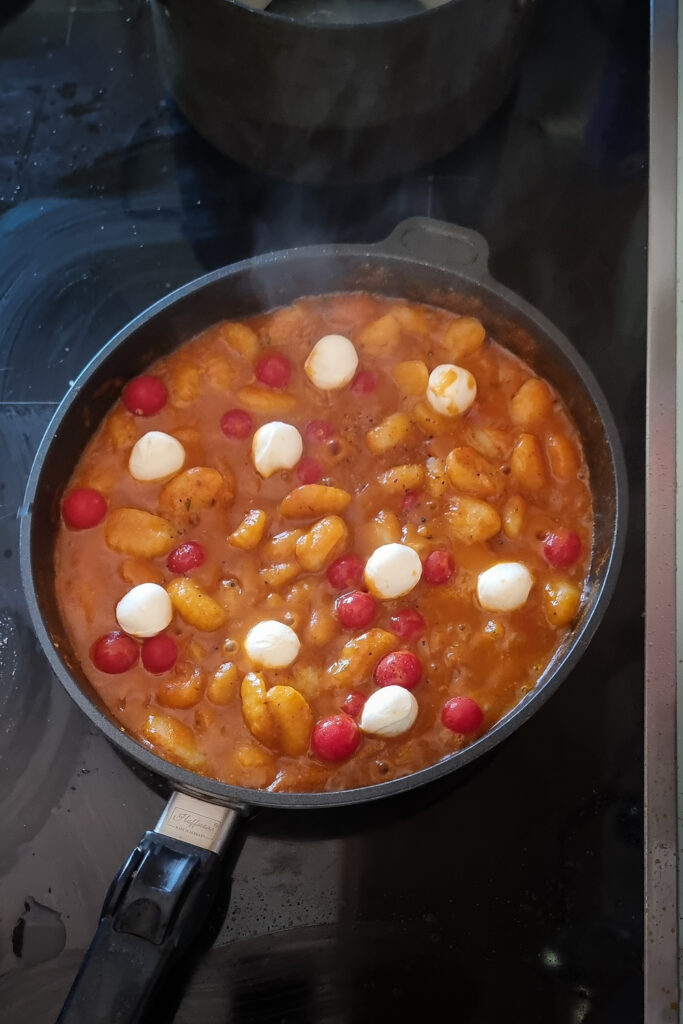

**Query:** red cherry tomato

left=374, top=650, right=422, bottom=690
left=62, top=488, right=107, bottom=530
left=141, top=634, right=178, bottom=674
left=326, top=554, right=365, bottom=589
left=167, top=541, right=206, bottom=574
left=402, top=491, right=420, bottom=513
left=221, top=408, right=254, bottom=440
left=311, top=714, right=361, bottom=761
left=122, top=375, right=168, bottom=416
left=335, top=590, right=376, bottom=629
left=91, top=631, right=138, bottom=673
left=305, top=419, right=335, bottom=444
left=296, top=457, right=323, bottom=485
left=442, top=696, right=484, bottom=734
left=342, top=692, right=367, bottom=718
left=255, top=351, right=291, bottom=389
left=423, top=549, right=455, bottom=585
left=389, top=607, right=426, bottom=642
left=350, top=370, right=377, bottom=395
left=543, top=528, right=581, bottom=568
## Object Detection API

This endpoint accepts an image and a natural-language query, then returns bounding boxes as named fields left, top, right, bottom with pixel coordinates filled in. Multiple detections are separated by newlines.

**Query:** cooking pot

left=20, top=217, right=626, bottom=1023
left=150, top=0, right=537, bottom=183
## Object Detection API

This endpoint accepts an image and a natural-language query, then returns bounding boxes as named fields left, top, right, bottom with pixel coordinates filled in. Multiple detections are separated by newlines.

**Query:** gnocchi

left=158, top=466, right=233, bottom=522
left=279, top=485, right=351, bottom=519
left=378, top=464, right=426, bottom=494
left=236, top=385, right=297, bottom=414
left=166, top=578, right=226, bottom=631
left=510, top=378, right=553, bottom=426
left=158, top=661, right=206, bottom=709
left=441, top=316, right=486, bottom=360
left=511, top=433, right=546, bottom=493
left=445, top=446, right=502, bottom=498
left=446, top=496, right=502, bottom=544
left=207, top=662, right=239, bottom=705
left=546, top=432, right=580, bottom=480
left=241, top=673, right=313, bottom=755
left=328, top=629, right=399, bottom=688
left=411, top=399, right=452, bottom=437
left=229, top=509, right=268, bottom=550
left=142, top=713, right=204, bottom=770
left=217, top=321, right=260, bottom=359
left=296, top=515, right=349, bottom=572
left=105, top=508, right=176, bottom=557
left=365, top=412, right=412, bottom=454
left=392, top=360, right=429, bottom=396
left=356, top=312, right=401, bottom=355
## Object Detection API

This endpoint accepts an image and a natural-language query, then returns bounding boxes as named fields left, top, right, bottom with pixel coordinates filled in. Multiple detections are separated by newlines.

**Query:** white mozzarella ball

left=304, top=334, right=359, bottom=391
left=128, top=431, right=185, bottom=482
left=426, top=364, right=477, bottom=417
left=364, top=543, right=422, bottom=600
left=360, top=685, right=419, bottom=738
left=477, top=562, right=533, bottom=612
left=244, top=620, right=301, bottom=669
left=251, top=421, right=303, bottom=479
left=116, top=583, right=173, bottom=638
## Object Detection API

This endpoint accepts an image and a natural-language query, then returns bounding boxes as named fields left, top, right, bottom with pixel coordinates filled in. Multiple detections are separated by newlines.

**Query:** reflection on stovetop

left=0, top=0, right=646, bottom=1021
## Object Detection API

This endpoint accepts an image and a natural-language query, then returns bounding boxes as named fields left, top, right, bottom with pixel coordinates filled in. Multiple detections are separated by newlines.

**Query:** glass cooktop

left=0, top=0, right=647, bottom=1021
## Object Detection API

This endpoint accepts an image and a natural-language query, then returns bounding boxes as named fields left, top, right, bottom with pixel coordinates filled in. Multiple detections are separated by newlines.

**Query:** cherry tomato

left=350, top=370, right=377, bottom=395
left=442, top=696, right=484, bottom=734
left=141, top=634, right=178, bottom=673
left=221, top=408, right=254, bottom=440
left=62, top=488, right=107, bottom=530
left=335, top=590, right=376, bottom=629
left=296, top=457, right=323, bottom=485
left=326, top=554, right=365, bottom=589
left=255, top=351, right=291, bottom=389
left=342, top=692, right=367, bottom=718
left=311, top=714, right=361, bottom=761
left=402, top=491, right=420, bottom=513
left=389, top=607, right=426, bottom=642
left=305, top=419, right=335, bottom=444
left=91, top=631, right=138, bottom=673
left=543, top=528, right=581, bottom=568
left=122, top=375, right=168, bottom=416
left=374, top=650, right=422, bottom=690
left=167, top=541, right=206, bottom=574
left=423, top=549, right=455, bottom=585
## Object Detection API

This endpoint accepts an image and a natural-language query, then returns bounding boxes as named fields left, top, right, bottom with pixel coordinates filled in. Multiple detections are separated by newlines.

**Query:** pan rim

left=19, top=233, right=628, bottom=812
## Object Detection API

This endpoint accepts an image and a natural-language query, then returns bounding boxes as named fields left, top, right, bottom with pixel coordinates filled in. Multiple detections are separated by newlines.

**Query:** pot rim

left=20, top=219, right=628, bottom=812
left=210, top=0, right=462, bottom=32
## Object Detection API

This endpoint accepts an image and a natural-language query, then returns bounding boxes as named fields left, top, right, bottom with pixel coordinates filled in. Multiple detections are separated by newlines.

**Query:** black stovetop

left=0, top=1, right=647, bottom=1021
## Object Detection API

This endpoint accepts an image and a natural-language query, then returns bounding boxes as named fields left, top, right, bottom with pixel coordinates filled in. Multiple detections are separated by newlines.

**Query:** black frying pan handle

left=375, top=217, right=491, bottom=279
left=56, top=794, right=241, bottom=1024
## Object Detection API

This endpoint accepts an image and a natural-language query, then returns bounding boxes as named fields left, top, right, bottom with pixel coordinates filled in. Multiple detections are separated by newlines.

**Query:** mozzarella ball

left=304, top=334, right=359, bottom=391
left=128, top=431, right=185, bottom=482
left=477, top=562, right=533, bottom=612
left=360, top=685, right=419, bottom=738
left=244, top=620, right=301, bottom=669
left=364, top=543, right=422, bottom=600
left=251, top=421, right=303, bottom=479
left=426, top=364, right=477, bottom=417
left=116, top=583, right=173, bottom=638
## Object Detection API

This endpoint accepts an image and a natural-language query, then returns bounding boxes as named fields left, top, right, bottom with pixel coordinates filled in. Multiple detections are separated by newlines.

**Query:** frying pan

left=20, top=217, right=627, bottom=1024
